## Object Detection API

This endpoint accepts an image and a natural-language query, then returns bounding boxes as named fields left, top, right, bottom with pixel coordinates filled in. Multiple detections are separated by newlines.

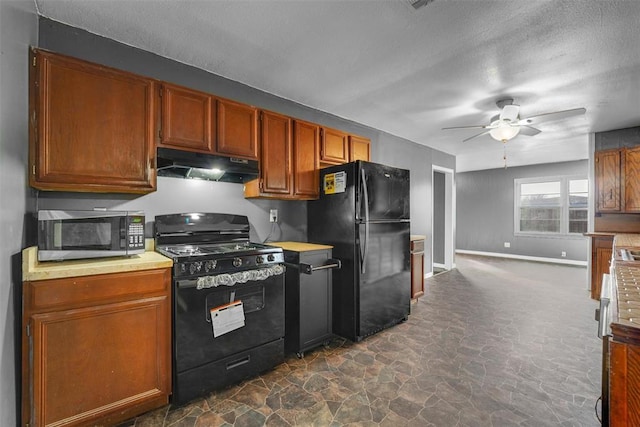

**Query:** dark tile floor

left=127, top=254, right=602, bottom=426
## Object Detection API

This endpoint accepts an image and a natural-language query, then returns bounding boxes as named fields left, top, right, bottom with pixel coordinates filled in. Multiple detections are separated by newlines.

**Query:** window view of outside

left=569, top=179, right=588, bottom=233
left=519, top=181, right=561, bottom=233
left=516, top=177, right=588, bottom=235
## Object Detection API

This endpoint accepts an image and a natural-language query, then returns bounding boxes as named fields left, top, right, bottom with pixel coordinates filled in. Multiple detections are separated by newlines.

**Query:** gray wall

left=0, top=1, right=38, bottom=426
left=456, top=160, right=589, bottom=261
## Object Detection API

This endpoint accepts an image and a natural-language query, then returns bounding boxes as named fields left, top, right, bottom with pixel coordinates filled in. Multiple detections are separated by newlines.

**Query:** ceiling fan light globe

left=489, top=121, right=520, bottom=142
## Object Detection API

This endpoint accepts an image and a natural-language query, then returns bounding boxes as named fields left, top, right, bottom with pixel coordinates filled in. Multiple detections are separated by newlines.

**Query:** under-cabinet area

left=21, top=248, right=173, bottom=427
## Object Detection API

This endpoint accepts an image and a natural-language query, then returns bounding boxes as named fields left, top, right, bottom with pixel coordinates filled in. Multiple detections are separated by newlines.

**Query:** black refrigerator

left=308, top=160, right=411, bottom=342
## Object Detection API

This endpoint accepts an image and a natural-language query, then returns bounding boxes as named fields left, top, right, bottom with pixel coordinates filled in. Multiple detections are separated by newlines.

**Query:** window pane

left=570, top=179, right=588, bottom=193
left=521, top=181, right=561, bottom=196
left=568, top=179, right=589, bottom=233
left=520, top=207, right=561, bottom=232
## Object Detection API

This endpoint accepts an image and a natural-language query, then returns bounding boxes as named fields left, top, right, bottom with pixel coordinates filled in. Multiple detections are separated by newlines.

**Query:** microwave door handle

left=360, top=168, right=369, bottom=274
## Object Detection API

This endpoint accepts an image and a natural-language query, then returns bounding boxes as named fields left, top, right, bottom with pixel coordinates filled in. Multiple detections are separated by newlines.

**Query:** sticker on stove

left=324, top=171, right=346, bottom=194
left=210, top=300, right=245, bottom=337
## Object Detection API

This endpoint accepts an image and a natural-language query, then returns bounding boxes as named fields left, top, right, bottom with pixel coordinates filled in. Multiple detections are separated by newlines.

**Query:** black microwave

left=37, top=210, right=145, bottom=261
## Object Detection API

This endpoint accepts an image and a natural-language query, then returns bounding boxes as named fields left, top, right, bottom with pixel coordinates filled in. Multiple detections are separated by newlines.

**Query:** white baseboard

left=455, top=249, right=587, bottom=267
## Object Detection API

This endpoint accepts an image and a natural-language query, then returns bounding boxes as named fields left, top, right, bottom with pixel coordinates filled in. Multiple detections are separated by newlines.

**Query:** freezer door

left=357, top=161, right=410, bottom=222
left=357, top=221, right=411, bottom=338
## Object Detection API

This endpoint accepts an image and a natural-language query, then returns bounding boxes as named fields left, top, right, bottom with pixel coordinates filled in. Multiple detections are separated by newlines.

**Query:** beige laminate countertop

left=268, top=241, right=333, bottom=252
left=22, top=246, right=173, bottom=282
left=411, top=235, right=426, bottom=241
left=614, top=233, right=640, bottom=248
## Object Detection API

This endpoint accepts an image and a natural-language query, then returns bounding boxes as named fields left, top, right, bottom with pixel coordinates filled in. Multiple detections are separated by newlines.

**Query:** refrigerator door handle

left=360, top=168, right=370, bottom=274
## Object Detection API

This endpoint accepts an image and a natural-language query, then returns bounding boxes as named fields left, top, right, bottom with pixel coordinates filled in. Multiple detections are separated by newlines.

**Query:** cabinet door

left=22, top=268, right=171, bottom=427
left=28, top=296, right=170, bottom=427
left=320, top=127, right=349, bottom=165
left=591, top=236, right=614, bottom=300
left=411, top=239, right=425, bottom=299
left=595, top=149, right=622, bottom=212
left=160, top=83, right=214, bottom=152
left=30, top=49, right=156, bottom=194
left=216, top=98, right=258, bottom=160
left=293, top=120, right=320, bottom=198
left=260, top=111, right=292, bottom=194
left=625, top=146, right=640, bottom=212
left=349, top=135, right=371, bottom=162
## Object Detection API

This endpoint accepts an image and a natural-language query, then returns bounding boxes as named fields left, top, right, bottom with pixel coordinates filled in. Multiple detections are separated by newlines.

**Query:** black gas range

left=155, top=213, right=285, bottom=406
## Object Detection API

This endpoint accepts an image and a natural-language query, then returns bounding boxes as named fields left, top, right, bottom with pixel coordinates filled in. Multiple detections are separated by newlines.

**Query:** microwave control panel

left=126, top=216, right=145, bottom=250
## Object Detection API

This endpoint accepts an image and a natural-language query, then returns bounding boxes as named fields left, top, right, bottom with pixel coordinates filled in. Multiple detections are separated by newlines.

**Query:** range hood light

left=156, top=147, right=258, bottom=183
left=186, top=167, right=226, bottom=181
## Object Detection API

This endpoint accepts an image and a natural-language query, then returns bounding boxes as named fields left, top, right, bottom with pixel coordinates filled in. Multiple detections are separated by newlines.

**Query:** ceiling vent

left=408, top=0, right=436, bottom=10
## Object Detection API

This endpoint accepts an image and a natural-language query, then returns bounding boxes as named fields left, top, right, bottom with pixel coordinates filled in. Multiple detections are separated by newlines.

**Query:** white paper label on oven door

left=324, top=171, right=346, bottom=195
left=210, top=300, right=245, bottom=338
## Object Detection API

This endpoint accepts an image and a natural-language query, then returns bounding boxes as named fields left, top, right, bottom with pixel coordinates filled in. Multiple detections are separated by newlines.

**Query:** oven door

left=173, top=272, right=285, bottom=374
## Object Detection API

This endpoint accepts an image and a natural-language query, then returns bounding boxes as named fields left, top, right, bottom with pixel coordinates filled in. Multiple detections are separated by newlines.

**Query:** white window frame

left=514, top=175, right=588, bottom=237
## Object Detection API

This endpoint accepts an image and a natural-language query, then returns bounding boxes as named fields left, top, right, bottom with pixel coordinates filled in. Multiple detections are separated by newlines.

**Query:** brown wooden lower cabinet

left=22, top=268, right=172, bottom=427
left=411, top=237, right=425, bottom=299
left=590, top=235, right=614, bottom=300
left=609, top=325, right=640, bottom=427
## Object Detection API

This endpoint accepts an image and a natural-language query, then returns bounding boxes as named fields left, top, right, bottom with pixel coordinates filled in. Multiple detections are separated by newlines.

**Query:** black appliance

left=156, top=147, right=259, bottom=183
left=37, top=209, right=145, bottom=261
left=155, top=213, right=285, bottom=406
left=308, top=160, right=411, bottom=342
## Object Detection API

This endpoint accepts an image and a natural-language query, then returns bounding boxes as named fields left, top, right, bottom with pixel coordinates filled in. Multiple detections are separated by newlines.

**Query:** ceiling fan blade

left=442, top=124, right=489, bottom=130
left=500, top=104, right=520, bottom=122
left=518, top=107, right=586, bottom=125
left=518, top=125, right=541, bottom=136
left=462, top=130, right=491, bottom=142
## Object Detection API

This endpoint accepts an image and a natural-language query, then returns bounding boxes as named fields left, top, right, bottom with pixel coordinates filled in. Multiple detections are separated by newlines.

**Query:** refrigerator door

left=356, top=161, right=410, bottom=223
left=357, top=221, right=411, bottom=339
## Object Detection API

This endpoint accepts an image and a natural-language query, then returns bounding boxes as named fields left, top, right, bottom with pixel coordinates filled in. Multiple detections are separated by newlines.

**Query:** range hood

left=157, top=147, right=259, bottom=183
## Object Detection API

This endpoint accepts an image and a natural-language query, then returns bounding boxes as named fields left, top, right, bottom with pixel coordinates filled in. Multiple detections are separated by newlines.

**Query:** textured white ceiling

left=34, top=0, right=640, bottom=171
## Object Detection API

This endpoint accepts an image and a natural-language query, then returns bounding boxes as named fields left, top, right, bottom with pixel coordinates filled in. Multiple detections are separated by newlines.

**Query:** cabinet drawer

left=26, top=268, right=171, bottom=312
left=411, top=239, right=425, bottom=253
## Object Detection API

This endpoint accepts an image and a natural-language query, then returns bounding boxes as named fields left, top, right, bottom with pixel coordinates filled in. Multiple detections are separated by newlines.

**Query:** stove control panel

left=173, top=251, right=285, bottom=278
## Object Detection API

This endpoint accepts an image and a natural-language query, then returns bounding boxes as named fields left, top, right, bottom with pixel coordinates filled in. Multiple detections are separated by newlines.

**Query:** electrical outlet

left=504, top=242, right=511, bottom=248
left=561, top=251, right=567, bottom=257
left=269, top=209, right=278, bottom=223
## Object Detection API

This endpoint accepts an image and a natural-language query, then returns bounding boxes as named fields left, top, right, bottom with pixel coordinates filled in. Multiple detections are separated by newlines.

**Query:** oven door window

left=205, top=284, right=265, bottom=322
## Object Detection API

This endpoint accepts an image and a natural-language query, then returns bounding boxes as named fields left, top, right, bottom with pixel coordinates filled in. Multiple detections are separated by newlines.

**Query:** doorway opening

left=432, top=165, right=455, bottom=273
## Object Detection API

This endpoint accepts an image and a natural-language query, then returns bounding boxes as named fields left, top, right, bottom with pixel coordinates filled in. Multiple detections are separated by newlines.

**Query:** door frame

left=432, top=165, right=455, bottom=271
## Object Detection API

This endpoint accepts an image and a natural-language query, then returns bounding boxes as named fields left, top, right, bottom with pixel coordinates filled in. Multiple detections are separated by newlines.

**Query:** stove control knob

left=205, top=260, right=217, bottom=272
left=190, top=262, right=202, bottom=275
left=233, top=257, right=243, bottom=267
left=256, top=256, right=264, bottom=264
left=267, top=254, right=275, bottom=262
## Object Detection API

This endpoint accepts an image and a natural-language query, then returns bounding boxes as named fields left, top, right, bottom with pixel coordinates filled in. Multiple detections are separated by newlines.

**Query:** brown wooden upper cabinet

left=293, top=120, right=320, bottom=198
left=244, top=117, right=320, bottom=200
left=216, top=98, right=259, bottom=160
left=624, top=146, right=640, bottom=211
left=595, top=147, right=640, bottom=213
left=159, top=82, right=214, bottom=152
left=29, top=48, right=157, bottom=194
left=349, top=135, right=371, bottom=162
left=258, top=111, right=293, bottom=195
left=320, top=127, right=349, bottom=166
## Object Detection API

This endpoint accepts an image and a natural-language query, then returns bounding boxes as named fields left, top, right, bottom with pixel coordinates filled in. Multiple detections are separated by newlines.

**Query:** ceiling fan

left=442, top=98, right=586, bottom=143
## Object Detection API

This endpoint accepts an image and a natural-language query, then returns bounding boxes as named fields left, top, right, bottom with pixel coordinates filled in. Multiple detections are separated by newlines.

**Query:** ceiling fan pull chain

left=503, top=141, right=508, bottom=169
